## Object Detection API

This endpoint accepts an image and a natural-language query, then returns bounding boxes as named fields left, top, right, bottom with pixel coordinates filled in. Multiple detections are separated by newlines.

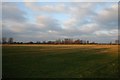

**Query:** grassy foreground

left=2, top=44, right=119, bottom=78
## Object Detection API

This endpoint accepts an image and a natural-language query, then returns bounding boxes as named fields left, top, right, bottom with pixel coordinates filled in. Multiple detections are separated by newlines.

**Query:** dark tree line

left=2, top=37, right=14, bottom=44
left=1, top=37, right=120, bottom=45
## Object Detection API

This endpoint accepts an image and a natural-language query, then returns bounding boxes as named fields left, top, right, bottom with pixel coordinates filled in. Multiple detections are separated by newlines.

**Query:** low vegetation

left=2, top=44, right=118, bottom=78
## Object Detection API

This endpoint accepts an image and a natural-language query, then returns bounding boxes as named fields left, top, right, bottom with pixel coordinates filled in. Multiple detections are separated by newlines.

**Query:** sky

left=2, top=1, right=119, bottom=43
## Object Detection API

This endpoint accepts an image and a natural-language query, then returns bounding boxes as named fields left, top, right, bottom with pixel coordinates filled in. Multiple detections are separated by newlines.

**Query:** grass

left=2, top=44, right=119, bottom=78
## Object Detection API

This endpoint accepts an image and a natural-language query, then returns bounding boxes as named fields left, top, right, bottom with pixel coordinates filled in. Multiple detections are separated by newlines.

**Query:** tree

left=43, top=41, right=46, bottom=44
left=8, top=37, right=14, bottom=44
left=2, top=37, right=7, bottom=44
left=87, top=40, right=89, bottom=44
left=115, top=40, right=119, bottom=44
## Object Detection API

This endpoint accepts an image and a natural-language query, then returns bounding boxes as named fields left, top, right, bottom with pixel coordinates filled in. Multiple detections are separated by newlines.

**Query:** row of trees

left=47, top=38, right=91, bottom=44
left=1, top=37, right=120, bottom=45
left=1, top=38, right=92, bottom=44
left=2, top=37, right=14, bottom=44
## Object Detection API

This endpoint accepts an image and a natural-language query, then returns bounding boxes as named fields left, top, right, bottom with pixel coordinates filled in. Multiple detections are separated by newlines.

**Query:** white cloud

left=94, top=3, right=118, bottom=28
left=36, top=15, right=62, bottom=31
left=2, top=2, right=26, bottom=22
left=2, top=21, right=26, bottom=33
left=63, top=18, right=77, bottom=29
left=94, top=29, right=118, bottom=37
left=2, top=2, right=118, bottom=42
left=79, top=23, right=99, bottom=33
left=24, top=2, right=67, bottom=13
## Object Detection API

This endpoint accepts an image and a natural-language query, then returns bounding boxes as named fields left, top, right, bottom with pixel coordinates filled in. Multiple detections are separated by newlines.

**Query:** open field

left=2, top=44, right=119, bottom=78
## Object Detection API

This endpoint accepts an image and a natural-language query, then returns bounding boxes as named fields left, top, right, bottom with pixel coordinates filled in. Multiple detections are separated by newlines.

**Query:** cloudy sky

left=2, top=2, right=118, bottom=43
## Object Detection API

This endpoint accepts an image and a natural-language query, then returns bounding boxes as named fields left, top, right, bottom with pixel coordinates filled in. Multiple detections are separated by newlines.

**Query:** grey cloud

left=2, top=2, right=28, bottom=38
left=2, top=2, right=118, bottom=43
left=36, top=15, right=62, bottom=32
left=2, top=2, right=26, bottom=22
left=94, top=3, right=118, bottom=29
left=24, top=2, right=69, bottom=13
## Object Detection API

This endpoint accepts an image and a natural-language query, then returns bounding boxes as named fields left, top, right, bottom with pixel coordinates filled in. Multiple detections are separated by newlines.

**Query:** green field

left=2, top=44, right=119, bottom=78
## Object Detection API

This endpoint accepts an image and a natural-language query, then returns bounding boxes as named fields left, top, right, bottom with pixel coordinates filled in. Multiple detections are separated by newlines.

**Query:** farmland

left=2, top=44, right=119, bottom=78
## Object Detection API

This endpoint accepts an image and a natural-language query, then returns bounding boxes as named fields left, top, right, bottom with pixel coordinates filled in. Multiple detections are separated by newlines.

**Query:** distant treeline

left=1, top=37, right=120, bottom=45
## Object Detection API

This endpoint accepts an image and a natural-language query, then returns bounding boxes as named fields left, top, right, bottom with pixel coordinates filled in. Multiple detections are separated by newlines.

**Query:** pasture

left=2, top=44, right=119, bottom=78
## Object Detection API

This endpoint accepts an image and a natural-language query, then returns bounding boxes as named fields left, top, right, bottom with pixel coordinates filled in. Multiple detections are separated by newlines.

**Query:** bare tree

left=115, top=40, right=119, bottom=44
left=2, top=37, right=7, bottom=44
left=87, top=40, right=89, bottom=44
left=8, top=37, right=14, bottom=44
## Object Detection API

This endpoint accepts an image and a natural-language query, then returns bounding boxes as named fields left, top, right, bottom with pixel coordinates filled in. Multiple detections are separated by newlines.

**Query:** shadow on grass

left=2, top=46, right=118, bottom=78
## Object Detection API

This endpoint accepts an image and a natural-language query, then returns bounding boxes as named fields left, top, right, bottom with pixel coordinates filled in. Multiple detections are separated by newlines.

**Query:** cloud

left=63, top=18, right=77, bottom=29
left=2, top=2, right=28, bottom=40
left=2, top=21, right=26, bottom=33
left=2, top=2, right=26, bottom=22
left=24, top=2, right=68, bottom=13
left=2, top=2, right=118, bottom=42
left=94, top=3, right=118, bottom=29
left=36, top=15, right=62, bottom=31
left=79, top=23, right=99, bottom=33
left=24, top=2, right=97, bottom=17
left=94, top=29, right=118, bottom=37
